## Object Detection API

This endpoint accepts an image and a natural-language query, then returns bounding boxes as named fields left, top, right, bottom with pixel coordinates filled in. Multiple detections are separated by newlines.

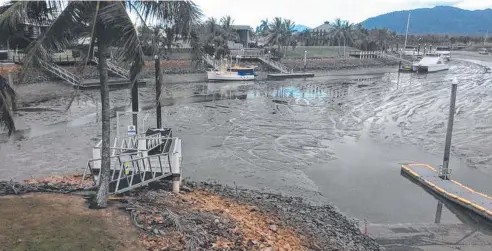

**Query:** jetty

left=401, top=163, right=492, bottom=221
left=267, top=72, right=315, bottom=79
left=202, top=50, right=315, bottom=79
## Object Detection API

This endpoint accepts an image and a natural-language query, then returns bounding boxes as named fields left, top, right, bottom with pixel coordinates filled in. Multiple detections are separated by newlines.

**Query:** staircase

left=258, top=56, right=290, bottom=73
left=39, top=60, right=81, bottom=87
left=202, top=54, right=219, bottom=70
left=91, top=57, right=130, bottom=79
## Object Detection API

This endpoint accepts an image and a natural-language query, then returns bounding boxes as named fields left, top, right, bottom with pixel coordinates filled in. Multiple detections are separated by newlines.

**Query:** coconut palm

left=0, top=0, right=200, bottom=208
left=328, top=18, right=355, bottom=56
left=219, top=15, right=238, bottom=42
left=257, top=18, right=269, bottom=35
left=282, top=19, right=295, bottom=50
left=0, top=75, right=15, bottom=136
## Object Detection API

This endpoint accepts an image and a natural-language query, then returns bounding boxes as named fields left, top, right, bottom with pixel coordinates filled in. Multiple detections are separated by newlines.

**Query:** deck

left=401, top=163, right=492, bottom=221
left=78, top=78, right=146, bottom=89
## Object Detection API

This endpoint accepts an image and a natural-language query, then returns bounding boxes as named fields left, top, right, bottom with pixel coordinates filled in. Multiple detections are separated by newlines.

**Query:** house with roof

left=313, top=21, right=333, bottom=33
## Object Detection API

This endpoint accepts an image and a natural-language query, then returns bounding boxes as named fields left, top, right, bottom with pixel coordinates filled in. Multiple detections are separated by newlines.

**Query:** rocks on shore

left=185, top=181, right=380, bottom=251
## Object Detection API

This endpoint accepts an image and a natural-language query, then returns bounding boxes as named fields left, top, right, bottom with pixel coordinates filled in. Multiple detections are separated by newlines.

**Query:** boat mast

left=400, top=11, right=411, bottom=61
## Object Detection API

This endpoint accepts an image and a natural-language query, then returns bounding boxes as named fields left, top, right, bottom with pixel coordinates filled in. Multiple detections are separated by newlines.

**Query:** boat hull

left=417, top=64, right=449, bottom=73
left=207, top=71, right=255, bottom=81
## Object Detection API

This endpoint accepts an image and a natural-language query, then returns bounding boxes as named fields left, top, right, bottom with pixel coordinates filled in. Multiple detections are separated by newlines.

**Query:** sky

left=193, top=0, right=492, bottom=28
left=1, top=0, right=491, bottom=29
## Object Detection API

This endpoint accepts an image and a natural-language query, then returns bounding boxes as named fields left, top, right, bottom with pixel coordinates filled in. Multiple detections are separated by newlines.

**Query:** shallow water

left=1, top=59, right=492, bottom=227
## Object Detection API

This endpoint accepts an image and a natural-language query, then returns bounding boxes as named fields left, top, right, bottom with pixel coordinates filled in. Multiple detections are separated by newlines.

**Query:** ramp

left=84, top=130, right=182, bottom=194
left=39, top=60, right=81, bottom=86
left=401, top=163, right=492, bottom=221
left=202, top=54, right=219, bottom=70
left=258, top=56, right=289, bottom=73
left=91, top=57, right=130, bottom=79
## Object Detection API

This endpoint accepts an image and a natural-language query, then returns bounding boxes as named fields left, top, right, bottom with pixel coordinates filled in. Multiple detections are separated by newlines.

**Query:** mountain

left=292, top=24, right=310, bottom=32
left=361, top=6, right=492, bottom=35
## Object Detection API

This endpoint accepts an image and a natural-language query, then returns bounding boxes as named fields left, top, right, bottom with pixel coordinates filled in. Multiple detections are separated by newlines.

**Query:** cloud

left=193, top=0, right=492, bottom=28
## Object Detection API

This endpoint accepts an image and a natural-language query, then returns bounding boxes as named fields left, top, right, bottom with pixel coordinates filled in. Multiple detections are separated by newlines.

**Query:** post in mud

left=440, top=81, right=457, bottom=180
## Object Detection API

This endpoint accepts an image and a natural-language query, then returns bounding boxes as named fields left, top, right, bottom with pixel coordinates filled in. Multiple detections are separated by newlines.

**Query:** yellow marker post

left=124, top=161, right=131, bottom=175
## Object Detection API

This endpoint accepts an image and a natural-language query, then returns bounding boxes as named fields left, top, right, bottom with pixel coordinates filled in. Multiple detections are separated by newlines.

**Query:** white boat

left=207, top=57, right=256, bottom=81
left=415, top=56, right=449, bottom=73
left=207, top=71, right=255, bottom=81
left=478, top=48, right=489, bottom=55
left=435, top=46, right=451, bottom=61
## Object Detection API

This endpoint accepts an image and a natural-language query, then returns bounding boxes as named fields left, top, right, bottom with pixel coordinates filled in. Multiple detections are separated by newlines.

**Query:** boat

left=207, top=58, right=256, bottom=81
left=414, top=56, right=449, bottom=73
left=207, top=70, right=255, bottom=81
left=478, top=48, right=489, bottom=55
left=435, top=46, right=451, bottom=61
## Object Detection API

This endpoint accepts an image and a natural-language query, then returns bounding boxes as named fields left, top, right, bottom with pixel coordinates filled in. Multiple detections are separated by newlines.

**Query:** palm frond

left=0, top=0, right=57, bottom=42
left=98, top=1, right=144, bottom=85
left=0, top=75, right=15, bottom=136
left=17, top=1, right=95, bottom=85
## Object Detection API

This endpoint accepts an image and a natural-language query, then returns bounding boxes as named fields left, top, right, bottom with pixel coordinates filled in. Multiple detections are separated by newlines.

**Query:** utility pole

left=303, top=50, right=307, bottom=72
left=155, top=54, right=162, bottom=128
left=154, top=27, right=162, bottom=129
left=440, top=80, right=458, bottom=180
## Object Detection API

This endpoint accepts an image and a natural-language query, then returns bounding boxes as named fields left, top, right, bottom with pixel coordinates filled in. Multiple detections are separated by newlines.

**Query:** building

left=313, top=22, right=333, bottom=32
left=232, top=25, right=252, bottom=48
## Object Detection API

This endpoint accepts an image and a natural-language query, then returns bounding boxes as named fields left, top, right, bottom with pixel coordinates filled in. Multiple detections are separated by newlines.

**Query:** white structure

left=415, top=56, right=449, bottom=73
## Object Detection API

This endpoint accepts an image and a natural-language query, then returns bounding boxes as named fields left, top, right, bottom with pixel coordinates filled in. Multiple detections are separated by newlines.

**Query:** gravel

left=185, top=181, right=381, bottom=251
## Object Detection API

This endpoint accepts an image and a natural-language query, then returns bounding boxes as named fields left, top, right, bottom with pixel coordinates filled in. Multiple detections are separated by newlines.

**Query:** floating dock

left=267, top=72, right=315, bottom=80
left=401, top=163, right=492, bottom=221
left=78, top=79, right=146, bottom=90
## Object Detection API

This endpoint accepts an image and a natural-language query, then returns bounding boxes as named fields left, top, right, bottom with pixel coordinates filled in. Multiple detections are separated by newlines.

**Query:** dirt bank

left=0, top=175, right=380, bottom=251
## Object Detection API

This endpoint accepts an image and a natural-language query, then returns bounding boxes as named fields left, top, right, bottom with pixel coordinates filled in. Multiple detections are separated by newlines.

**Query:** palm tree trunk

left=94, top=34, right=111, bottom=208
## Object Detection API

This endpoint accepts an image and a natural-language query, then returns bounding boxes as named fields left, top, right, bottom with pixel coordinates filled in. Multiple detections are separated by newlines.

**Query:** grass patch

left=0, top=194, right=141, bottom=251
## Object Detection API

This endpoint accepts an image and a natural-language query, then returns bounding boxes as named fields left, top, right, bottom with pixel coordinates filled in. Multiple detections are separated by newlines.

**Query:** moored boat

left=207, top=58, right=256, bottom=81
left=415, top=56, right=449, bottom=73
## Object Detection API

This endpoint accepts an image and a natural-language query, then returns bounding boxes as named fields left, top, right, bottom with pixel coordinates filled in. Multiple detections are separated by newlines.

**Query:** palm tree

left=257, top=18, right=269, bottom=35
left=220, top=15, right=236, bottom=40
left=328, top=18, right=355, bottom=57
left=0, top=0, right=201, bottom=208
left=282, top=19, right=295, bottom=50
left=0, top=75, right=15, bottom=136
left=266, top=17, right=284, bottom=51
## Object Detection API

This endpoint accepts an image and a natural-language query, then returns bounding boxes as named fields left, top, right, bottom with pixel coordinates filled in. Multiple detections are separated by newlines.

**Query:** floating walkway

left=267, top=72, right=315, bottom=79
left=401, top=163, right=492, bottom=221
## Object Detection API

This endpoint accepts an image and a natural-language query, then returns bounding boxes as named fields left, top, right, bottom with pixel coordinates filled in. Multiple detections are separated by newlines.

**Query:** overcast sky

left=193, top=0, right=492, bottom=28
left=1, top=0, right=491, bottom=29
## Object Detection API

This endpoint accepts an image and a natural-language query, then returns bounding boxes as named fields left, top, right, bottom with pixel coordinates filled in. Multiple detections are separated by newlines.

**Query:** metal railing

left=92, top=57, right=130, bottom=79
left=84, top=135, right=181, bottom=194
left=258, top=56, right=289, bottom=73
left=202, top=54, right=219, bottom=70
left=39, top=60, right=81, bottom=86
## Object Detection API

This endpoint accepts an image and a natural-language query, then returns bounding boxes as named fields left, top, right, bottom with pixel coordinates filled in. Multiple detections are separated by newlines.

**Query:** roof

left=313, top=23, right=333, bottom=32
left=231, top=25, right=251, bottom=31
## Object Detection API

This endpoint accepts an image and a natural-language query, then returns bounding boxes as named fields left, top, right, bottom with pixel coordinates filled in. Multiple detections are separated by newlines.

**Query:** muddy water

left=1, top=59, right=492, bottom=226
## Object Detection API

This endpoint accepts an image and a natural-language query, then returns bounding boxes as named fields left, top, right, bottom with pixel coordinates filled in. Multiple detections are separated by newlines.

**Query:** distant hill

left=361, top=6, right=492, bottom=35
left=293, top=24, right=310, bottom=32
